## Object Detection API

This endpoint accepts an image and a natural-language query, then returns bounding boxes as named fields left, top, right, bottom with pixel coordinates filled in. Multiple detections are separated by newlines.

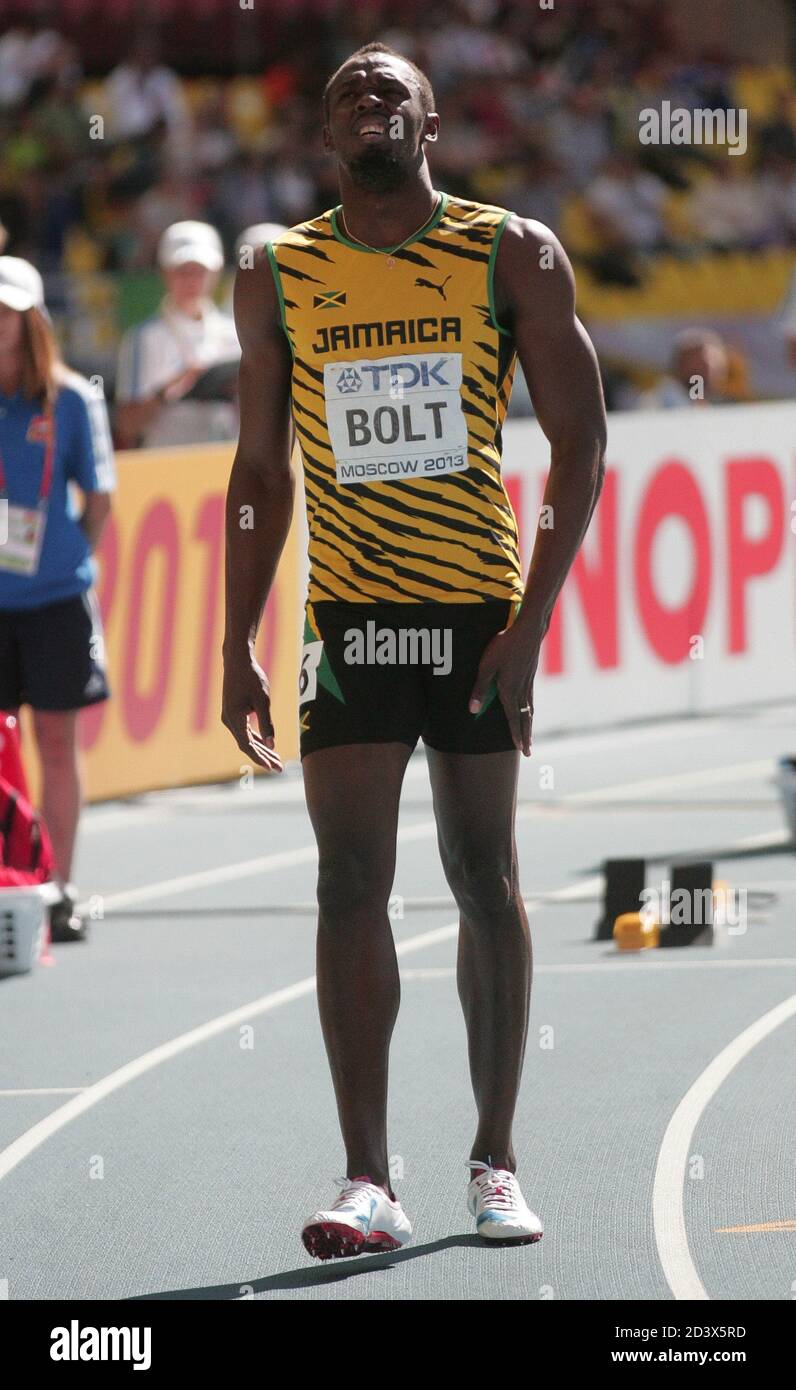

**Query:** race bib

left=298, top=639, right=323, bottom=705
left=324, top=352, right=468, bottom=485
left=0, top=502, right=47, bottom=576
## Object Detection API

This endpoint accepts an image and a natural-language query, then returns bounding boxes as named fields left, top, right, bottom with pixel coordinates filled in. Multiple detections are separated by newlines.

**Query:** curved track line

left=652, top=992, right=796, bottom=1299
left=0, top=918, right=477, bottom=1187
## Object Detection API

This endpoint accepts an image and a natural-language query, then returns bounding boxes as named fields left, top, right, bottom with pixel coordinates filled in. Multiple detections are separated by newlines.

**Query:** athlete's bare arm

left=221, top=248, right=295, bottom=771
left=469, top=218, right=607, bottom=754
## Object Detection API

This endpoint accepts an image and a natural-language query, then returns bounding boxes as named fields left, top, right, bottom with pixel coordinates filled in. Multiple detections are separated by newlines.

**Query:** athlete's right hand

left=221, top=648, right=283, bottom=773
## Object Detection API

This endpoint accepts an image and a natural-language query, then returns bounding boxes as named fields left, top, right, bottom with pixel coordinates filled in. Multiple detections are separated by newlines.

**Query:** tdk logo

left=336, top=367, right=362, bottom=393
left=334, top=360, right=450, bottom=395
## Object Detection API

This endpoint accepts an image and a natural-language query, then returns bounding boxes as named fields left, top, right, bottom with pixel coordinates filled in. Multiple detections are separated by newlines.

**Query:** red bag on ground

left=0, top=775, right=56, bottom=888
left=0, top=713, right=29, bottom=799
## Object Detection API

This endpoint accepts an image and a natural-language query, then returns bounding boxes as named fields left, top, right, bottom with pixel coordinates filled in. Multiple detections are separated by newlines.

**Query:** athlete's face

left=323, top=58, right=438, bottom=192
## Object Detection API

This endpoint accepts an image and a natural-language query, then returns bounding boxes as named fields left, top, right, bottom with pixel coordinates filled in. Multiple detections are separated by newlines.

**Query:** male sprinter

left=222, top=44, right=606, bottom=1260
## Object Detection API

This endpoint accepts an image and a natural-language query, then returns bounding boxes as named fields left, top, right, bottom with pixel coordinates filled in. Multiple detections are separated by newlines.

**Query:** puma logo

left=414, top=274, right=452, bottom=301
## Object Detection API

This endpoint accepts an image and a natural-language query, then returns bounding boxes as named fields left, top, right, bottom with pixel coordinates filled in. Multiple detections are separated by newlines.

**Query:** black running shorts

left=0, top=589, right=110, bottom=712
left=299, top=599, right=522, bottom=759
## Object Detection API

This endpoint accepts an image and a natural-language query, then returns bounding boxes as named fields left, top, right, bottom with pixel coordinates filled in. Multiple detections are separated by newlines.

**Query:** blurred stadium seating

left=1, top=0, right=795, bottom=417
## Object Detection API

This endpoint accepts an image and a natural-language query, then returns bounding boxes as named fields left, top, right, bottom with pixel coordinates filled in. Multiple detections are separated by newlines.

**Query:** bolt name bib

left=323, top=352, right=468, bottom=485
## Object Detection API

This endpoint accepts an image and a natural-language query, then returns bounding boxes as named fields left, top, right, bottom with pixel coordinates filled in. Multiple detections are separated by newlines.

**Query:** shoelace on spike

left=466, top=1160, right=520, bottom=1211
left=332, top=1176, right=379, bottom=1212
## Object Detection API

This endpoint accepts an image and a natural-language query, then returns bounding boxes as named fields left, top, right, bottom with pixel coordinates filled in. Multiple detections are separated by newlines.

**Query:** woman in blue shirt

left=0, top=256, right=115, bottom=939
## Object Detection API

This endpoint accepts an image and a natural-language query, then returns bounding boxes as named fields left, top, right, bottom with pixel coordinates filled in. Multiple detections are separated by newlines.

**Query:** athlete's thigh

left=303, top=741, right=414, bottom=881
left=425, top=746, right=520, bottom=863
left=299, top=600, right=425, bottom=760
left=420, top=600, right=518, bottom=756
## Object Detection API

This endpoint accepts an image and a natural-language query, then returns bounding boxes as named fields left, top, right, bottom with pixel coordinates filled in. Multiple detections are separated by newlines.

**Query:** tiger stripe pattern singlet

left=266, top=191, right=525, bottom=605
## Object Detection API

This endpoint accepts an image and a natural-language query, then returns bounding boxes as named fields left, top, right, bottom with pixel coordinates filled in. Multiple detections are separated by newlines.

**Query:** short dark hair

left=323, top=43, right=436, bottom=121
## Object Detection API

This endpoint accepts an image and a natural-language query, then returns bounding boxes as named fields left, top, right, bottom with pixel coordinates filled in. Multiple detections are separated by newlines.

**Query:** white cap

left=234, top=222, right=287, bottom=261
left=157, top=221, right=224, bottom=272
left=0, top=256, right=45, bottom=312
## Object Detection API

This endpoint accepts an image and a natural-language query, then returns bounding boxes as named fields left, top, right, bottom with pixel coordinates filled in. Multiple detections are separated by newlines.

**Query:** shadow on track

left=128, top=1233, right=540, bottom=1298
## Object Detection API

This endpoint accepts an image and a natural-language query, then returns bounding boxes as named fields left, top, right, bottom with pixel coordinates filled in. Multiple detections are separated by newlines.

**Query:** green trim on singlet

left=329, top=191, right=449, bottom=254
left=487, top=211, right=513, bottom=338
left=265, top=242, right=294, bottom=360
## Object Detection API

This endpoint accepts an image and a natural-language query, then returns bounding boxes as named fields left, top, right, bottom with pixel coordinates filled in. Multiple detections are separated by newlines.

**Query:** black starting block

left=658, top=861, right=715, bottom=948
left=594, top=859, right=646, bottom=940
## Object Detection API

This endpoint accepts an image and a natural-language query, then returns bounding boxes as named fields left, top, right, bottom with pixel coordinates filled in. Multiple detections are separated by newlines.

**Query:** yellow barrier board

left=23, top=444, right=303, bottom=803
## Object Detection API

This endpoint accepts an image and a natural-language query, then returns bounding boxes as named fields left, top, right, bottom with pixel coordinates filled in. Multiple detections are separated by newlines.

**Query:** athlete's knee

left=445, top=849, right=517, bottom=923
left=316, top=849, right=393, bottom=923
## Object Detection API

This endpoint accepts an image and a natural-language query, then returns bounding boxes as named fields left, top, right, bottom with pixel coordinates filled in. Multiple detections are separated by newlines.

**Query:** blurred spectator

left=209, top=152, right=281, bottom=248
left=127, top=167, right=201, bottom=270
left=0, top=19, right=65, bottom=111
left=0, top=0, right=792, bottom=413
left=105, top=32, right=188, bottom=144
left=114, top=220, right=240, bottom=449
left=192, top=90, right=239, bottom=177
left=763, top=153, right=796, bottom=245
left=0, top=1, right=792, bottom=282
left=425, top=3, right=525, bottom=96
left=491, top=149, right=565, bottom=232
left=636, top=329, right=730, bottom=407
left=545, top=86, right=613, bottom=191
left=28, top=50, right=91, bottom=167
left=586, top=152, right=670, bottom=254
left=685, top=160, right=778, bottom=252
left=0, top=255, right=114, bottom=902
left=757, top=91, right=796, bottom=164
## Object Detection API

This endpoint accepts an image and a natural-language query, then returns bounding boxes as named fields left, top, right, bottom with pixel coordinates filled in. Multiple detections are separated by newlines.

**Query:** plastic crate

left=0, top=883, right=61, bottom=977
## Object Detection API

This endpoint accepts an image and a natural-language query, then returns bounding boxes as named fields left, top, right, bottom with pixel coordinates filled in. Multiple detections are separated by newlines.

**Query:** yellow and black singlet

left=266, top=191, right=524, bottom=605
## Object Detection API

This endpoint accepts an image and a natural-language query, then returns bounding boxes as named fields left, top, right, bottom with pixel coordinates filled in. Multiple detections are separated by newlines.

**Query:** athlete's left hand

left=468, top=623, right=542, bottom=756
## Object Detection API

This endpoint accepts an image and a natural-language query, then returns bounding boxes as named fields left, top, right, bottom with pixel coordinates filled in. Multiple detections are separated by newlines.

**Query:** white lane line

left=79, top=729, right=783, bottom=832
left=567, top=760, right=773, bottom=803
left=81, top=759, right=783, bottom=915
left=652, top=992, right=796, bottom=1300
left=12, top=959, right=796, bottom=1102
left=735, top=829, right=792, bottom=849
left=80, top=756, right=433, bottom=830
left=9, top=756, right=783, bottom=1190
left=77, top=818, right=448, bottom=914
left=0, top=916, right=476, bottom=1187
left=0, top=1089, right=85, bottom=1097
left=81, top=846, right=321, bottom=913
left=401, top=959, right=796, bottom=979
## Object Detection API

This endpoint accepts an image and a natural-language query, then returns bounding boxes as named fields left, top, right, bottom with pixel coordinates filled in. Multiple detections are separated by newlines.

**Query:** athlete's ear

left=423, top=113, right=440, bottom=143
